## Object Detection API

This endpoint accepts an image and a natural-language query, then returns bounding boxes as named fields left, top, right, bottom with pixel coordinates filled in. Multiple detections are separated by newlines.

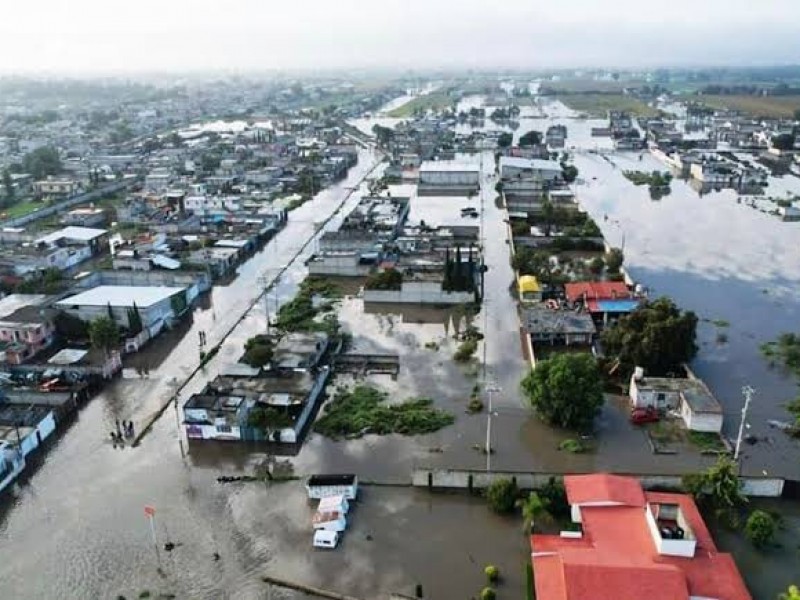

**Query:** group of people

left=110, top=420, right=135, bottom=447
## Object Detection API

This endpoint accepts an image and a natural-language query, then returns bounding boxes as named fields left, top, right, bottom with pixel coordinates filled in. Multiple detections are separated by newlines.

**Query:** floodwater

left=361, top=92, right=800, bottom=479
left=712, top=497, right=800, bottom=600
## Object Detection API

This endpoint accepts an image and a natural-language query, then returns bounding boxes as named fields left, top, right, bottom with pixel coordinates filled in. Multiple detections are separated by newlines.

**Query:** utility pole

left=485, top=383, right=501, bottom=473
left=734, top=385, right=754, bottom=462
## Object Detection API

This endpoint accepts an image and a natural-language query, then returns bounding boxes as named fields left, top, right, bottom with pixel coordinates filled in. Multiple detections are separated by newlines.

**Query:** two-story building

left=530, top=473, right=751, bottom=600
left=0, top=294, right=55, bottom=365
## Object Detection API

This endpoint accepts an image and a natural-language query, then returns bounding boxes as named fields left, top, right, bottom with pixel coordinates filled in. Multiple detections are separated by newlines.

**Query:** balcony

left=646, top=502, right=697, bottom=558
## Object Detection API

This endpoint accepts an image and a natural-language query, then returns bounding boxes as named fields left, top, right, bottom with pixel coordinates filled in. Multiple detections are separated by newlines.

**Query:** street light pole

left=734, top=385, right=754, bottom=462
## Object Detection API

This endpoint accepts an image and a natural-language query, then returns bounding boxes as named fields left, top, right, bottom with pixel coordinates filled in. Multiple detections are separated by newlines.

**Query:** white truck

left=305, top=474, right=359, bottom=500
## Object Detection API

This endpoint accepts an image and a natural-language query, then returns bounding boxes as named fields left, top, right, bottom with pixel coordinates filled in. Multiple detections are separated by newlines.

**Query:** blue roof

left=595, top=299, right=640, bottom=313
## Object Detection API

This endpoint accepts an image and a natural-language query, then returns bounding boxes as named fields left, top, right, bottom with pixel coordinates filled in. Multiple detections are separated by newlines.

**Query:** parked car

left=630, top=406, right=660, bottom=425
left=313, top=529, right=340, bottom=549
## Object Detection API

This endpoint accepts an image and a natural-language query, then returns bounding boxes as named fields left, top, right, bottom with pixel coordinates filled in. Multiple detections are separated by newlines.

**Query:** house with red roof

left=530, top=473, right=752, bottom=600
left=564, top=281, right=640, bottom=327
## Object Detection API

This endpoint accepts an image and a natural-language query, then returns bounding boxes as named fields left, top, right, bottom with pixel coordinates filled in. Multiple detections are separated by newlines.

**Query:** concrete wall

left=364, top=287, right=473, bottom=305
left=411, top=468, right=786, bottom=497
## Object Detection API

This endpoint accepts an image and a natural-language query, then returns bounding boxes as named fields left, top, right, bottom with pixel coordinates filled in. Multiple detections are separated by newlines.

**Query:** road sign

left=144, top=505, right=156, bottom=517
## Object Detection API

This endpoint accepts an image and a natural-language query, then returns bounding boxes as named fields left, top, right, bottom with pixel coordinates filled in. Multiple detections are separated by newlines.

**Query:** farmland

left=387, top=91, right=455, bottom=117
left=555, top=93, right=659, bottom=117
left=685, top=94, right=800, bottom=118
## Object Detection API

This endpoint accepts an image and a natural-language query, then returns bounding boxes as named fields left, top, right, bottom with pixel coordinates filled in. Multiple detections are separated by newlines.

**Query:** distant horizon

left=2, top=0, right=799, bottom=75
left=3, top=63, right=800, bottom=82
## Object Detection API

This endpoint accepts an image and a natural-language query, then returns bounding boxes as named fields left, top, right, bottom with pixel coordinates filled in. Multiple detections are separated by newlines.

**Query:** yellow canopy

left=518, top=275, right=541, bottom=294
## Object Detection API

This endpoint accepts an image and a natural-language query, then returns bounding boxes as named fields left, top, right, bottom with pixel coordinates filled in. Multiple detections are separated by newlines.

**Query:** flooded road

left=0, top=147, right=388, bottom=599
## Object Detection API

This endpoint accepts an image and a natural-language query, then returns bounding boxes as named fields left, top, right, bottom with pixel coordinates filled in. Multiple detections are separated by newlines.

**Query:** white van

left=313, top=529, right=340, bottom=549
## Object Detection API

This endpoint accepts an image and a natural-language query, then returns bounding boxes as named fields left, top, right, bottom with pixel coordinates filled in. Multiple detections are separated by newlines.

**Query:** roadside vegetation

left=313, top=385, right=454, bottom=439
left=275, top=277, right=341, bottom=333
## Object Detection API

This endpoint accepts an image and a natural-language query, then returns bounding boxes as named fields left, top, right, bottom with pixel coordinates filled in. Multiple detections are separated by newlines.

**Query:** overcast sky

left=2, top=0, right=799, bottom=74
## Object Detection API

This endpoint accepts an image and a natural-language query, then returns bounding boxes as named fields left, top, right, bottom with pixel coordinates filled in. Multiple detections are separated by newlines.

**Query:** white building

left=418, top=161, right=480, bottom=188
left=629, top=368, right=723, bottom=433
left=184, top=195, right=242, bottom=215
left=55, top=285, right=187, bottom=334
left=500, top=157, right=563, bottom=182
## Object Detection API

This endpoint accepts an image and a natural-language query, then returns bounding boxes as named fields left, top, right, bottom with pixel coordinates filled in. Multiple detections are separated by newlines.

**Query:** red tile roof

left=564, top=281, right=631, bottom=303
left=565, top=473, right=646, bottom=507
left=531, top=476, right=752, bottom=600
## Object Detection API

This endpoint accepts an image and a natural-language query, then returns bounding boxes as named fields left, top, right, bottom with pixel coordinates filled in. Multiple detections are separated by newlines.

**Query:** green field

left=683, top=94, right=800, bottom=118
left=1, top=198, right=48, bottom=220
left=556, top=93, right=659, bottom=117
left=387, top=92, right=455, bottom=117
left=540, top=79, right=634, bottom=93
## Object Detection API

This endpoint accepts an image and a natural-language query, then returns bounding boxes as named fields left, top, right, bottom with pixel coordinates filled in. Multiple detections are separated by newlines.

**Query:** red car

left=630, top=406, right=660, bottom=425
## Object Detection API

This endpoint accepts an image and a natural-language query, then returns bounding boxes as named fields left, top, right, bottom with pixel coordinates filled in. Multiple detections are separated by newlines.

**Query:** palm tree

left=516, top=492, right=550, bottom=534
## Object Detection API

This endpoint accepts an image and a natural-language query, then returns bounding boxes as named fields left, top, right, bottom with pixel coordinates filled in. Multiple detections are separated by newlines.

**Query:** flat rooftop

left=36, top=226, right=107, bottom=245
left=521, top=306, right=597, bottom=336
left=419, top=160, right=480, bottom=173
left=56, top=285, right=185, bottom=309
left=0, top=295, right=49, bottom=319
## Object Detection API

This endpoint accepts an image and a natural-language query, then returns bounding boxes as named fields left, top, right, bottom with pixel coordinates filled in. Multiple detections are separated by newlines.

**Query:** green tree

left=744, top=510, right=777, bottom=548
left=541, top=199, right=555, bottom=236
left=521, top=353, right=604, bottom=431
left=518, top=130, right=543, bottom=147
left=486, top=478, right=518, bottom=514
left=126, top=302, right=143, bottom=335
left=2, top=169, right=13, bottom=202
left=561, top=164, right=579, bottom=183
left=248, top=407, right=292, bottom=440
left=604, top=247, right=624, bottom=273
left=516, top=491, right=550, bottom=534
left=89, top=316, right=120, bottom=355
left=772, top=133, right=796, bottom=151
left=601, top=297, right=698, bottom=378
left=588, top=256, right=605, bottom=275
left=241, top=335, right=274, bottom=368
left=683, top=457, right=746, bottom=526
left=23, top=146, right=62, bottom=179
left=497, top=132, right=513, bottom=148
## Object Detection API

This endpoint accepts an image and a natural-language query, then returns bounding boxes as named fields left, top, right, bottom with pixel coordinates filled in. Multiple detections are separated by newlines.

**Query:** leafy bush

left=364, top=268, right=403, bottom=290
left=559, top=439, right=585, bottom=453
left=454, top=339, right=478, bottom=362
left=744, top=510, right=776, bottom=548
left=313, top=385, right=454, bottom=439
left=480, top=588, right=496, bottom=600
left=468, top=398, right=485, bottom=413
left=484, top=565, right=499, bottom=583
left=486, top=478, right=518, bottom=514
